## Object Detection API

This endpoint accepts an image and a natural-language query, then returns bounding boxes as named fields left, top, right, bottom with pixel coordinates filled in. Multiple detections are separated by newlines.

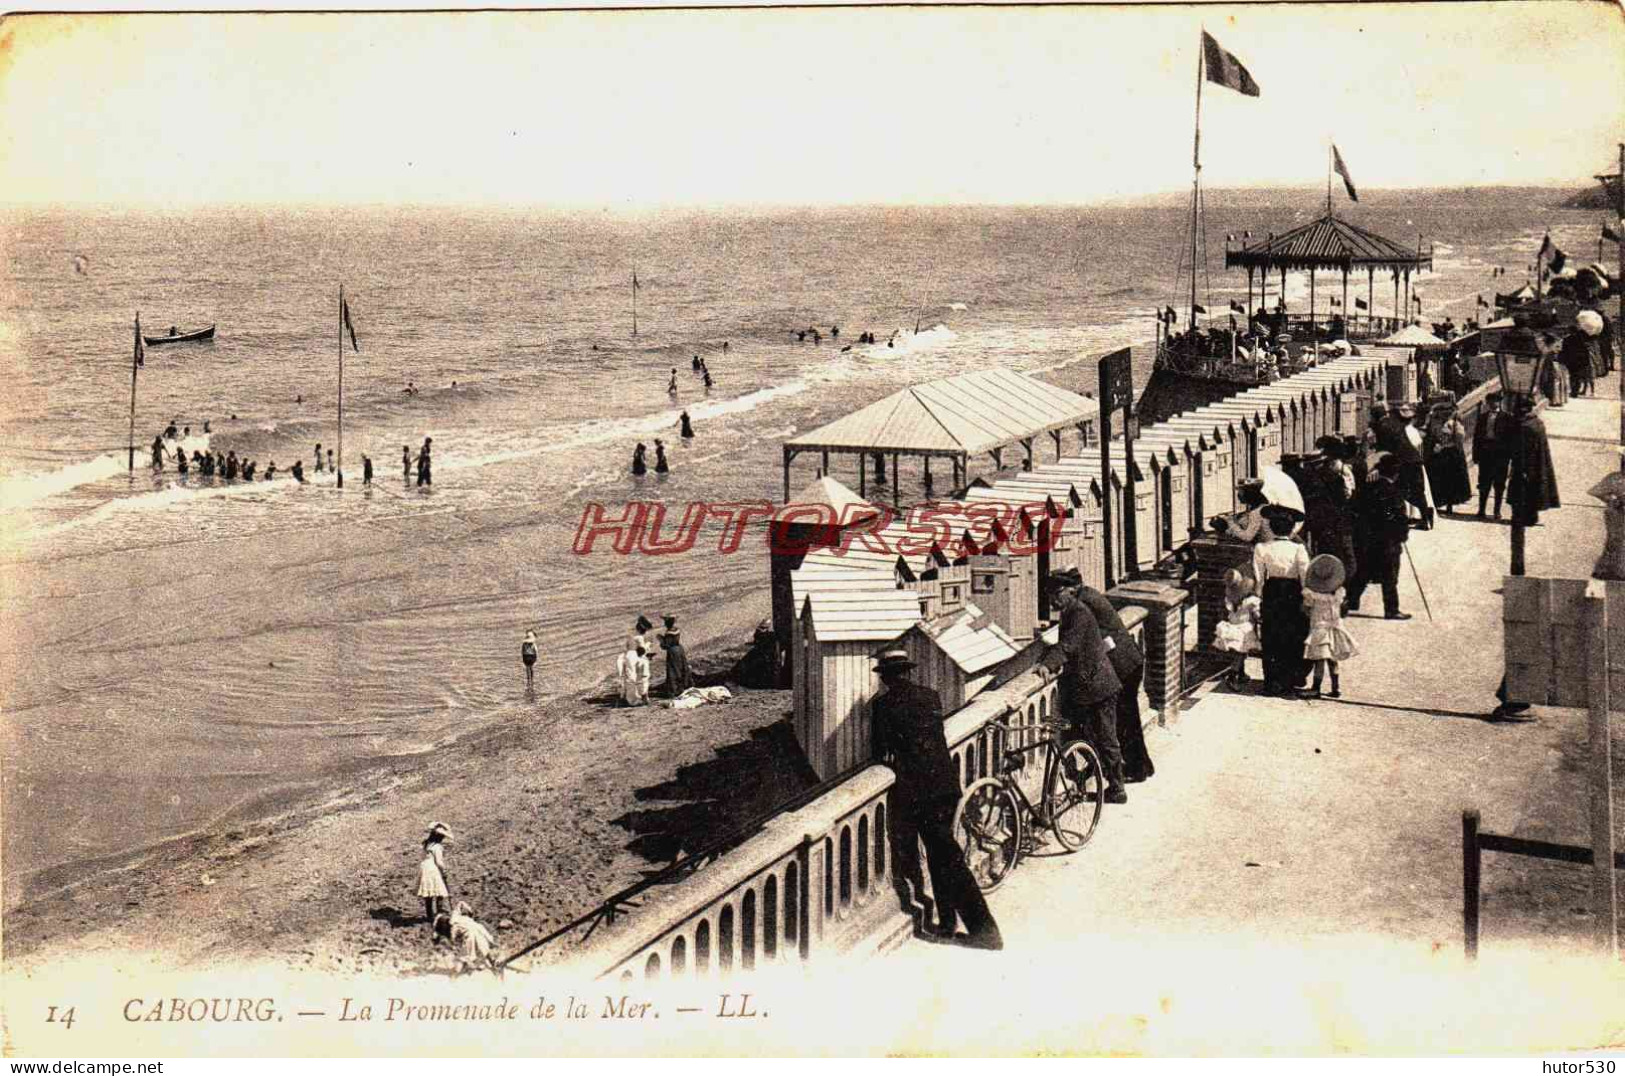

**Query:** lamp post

left=1497, top=331, right=1550, bottom=577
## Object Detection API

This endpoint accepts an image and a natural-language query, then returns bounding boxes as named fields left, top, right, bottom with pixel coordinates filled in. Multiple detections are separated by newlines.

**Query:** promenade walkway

left=876, top=379, right=1625, bottom=1055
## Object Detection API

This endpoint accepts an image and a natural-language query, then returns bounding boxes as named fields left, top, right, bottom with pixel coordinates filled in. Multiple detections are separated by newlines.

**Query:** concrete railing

left=597, top=765, right=899, bottom=981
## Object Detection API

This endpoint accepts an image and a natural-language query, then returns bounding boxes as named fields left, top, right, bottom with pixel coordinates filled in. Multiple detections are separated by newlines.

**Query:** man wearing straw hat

left=871, top=647, right=1003, bottom=950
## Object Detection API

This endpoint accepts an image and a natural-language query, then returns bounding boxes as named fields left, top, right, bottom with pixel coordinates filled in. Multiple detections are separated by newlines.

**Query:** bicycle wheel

left=1045, top=741, right=1104, bottom=851
left=952, top=778, right=1023, bottom=892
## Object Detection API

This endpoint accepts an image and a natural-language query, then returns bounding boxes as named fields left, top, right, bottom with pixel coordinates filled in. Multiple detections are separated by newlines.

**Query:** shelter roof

left=786, top=369, right=1095, bottom=457
left=1224, top=212, right=1433, bottom=273
left=905, top=602, right=1020, bottom=675
left=777, top=475, right=881, bottom=522
left=801, top=589, right=923, bottom=643
left=1379, top=324, right=1448, bottom=348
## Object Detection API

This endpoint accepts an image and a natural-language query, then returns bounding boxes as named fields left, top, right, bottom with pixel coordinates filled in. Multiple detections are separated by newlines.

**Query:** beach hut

left=1185, top=401, right=1282, bottom=476
left=896, top=604, right=1022, bottom=713
left=791, top=581, right=923, bottom=780
left=962, top=477, right=1081, bottom=624
left=1154, top=417, right=1240, bottom=516
left=1035, top=448, right=1155, bottom=580
left=927, top=508, right=1045, bottom=645
left=769, top=475, right=884, bottom=685
left=1131, top=429, right=1202, bottom=550
left=1362, top=344, right=1419, bottom=404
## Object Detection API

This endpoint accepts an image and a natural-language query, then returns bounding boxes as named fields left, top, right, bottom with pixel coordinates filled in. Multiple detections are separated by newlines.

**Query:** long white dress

left=617, top=649, right=650, bottom=706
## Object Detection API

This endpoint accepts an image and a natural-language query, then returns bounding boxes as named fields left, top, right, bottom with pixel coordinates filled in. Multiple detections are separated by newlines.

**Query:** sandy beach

left=1, top=592, right=820, bottom=977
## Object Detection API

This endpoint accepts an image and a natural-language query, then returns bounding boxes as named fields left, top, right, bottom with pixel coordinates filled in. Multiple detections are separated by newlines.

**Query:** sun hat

left=427, top=822, right=453, bottom=842
left=873, top=647, right=916, bottom=674
left=1577, top=310, right=1605, bottom=337
left=1223, top=567, right=1253, bottom=605
left=635, top=615, right=653, bottom=634
left=1306, top=554, right=1346, bottom=595
left=663, top=614, right=678, bottom=630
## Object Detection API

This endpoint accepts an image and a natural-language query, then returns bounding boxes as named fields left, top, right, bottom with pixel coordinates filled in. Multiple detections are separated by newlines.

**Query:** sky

left=0, top=3, right=1620, bottom=207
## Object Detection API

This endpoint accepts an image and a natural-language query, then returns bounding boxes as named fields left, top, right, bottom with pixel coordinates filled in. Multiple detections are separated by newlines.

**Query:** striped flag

left=1201, top=31, right=1261, bottom=97
left=1332, top=144, right=1358, bottom=202
left=134, top=313, right=144, bottom=368
left=341, top=296, right=359, bottom=352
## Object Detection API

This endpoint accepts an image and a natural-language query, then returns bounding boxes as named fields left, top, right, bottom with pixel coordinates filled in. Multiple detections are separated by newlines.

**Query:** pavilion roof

left=785, top=369, right=1095, bottom=459
left=1225, top=212, right=1432, bottom=274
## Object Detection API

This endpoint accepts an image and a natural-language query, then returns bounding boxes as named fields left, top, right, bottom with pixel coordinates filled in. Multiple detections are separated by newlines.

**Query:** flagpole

left=632, top=271, right=638, bottom=337
left=337, top=284, right=344, bottom=490
left=1327, top=140, right=1333, bottom=215
left=128, top=311, right=140, bottom=473
left=1189, top=30, right=1204, bottom=333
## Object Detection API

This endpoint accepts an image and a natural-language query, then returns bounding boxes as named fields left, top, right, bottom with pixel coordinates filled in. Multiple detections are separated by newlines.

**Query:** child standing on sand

left=417, top=823, right=452, bottom=926
left=521, top=629, right=538, bottom=690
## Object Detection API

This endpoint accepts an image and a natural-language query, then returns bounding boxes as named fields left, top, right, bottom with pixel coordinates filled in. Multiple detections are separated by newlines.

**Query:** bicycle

left=951, top=714, right=1105, bottom=892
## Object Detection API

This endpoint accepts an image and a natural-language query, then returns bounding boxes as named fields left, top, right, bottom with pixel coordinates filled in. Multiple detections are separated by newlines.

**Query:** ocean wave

left=0, top=453, right=126, bottom=512
left=945, top=302, right=969, bottom=311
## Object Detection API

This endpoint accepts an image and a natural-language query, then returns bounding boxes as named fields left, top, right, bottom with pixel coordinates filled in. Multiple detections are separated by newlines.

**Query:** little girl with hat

left=1212, top=568, right=1261, bottom=686
left=1303, top=554, right=1358, bottom=698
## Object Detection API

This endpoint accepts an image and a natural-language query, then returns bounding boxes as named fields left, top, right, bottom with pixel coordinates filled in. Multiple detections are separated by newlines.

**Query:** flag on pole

left=1229, top=300, right=1245, bottom=313
left=633, top=271, right=640, bottom=292
left=1332, top=144, right=1358, bottom=202
left=1355, top=297, right=1368, bottom=310
left=134, top=313, right=145, bottom=368
left=341, top=296, right=359, bottom=353
left=1164, top=305, right=1178, bottom=324
left=1193, top=303, right=1207, bottom=315
left=1476, top=294, right=1489, bottom=308
left=1201, top=31, right=1261, bottom=96
left=1537, top=233, right=1567, bottom=275
left=1330, top=296, right=1340, bottom=307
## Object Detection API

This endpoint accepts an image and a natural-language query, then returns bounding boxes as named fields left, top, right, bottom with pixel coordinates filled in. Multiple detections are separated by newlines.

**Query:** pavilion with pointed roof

left=1225, top=212, right=1434, bottom=341
left=781, top=368, right=1098, bottom=504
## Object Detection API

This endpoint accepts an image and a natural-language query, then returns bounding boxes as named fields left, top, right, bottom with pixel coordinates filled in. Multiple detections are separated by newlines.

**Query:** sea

left=0, top=192, right=1606, bottom=899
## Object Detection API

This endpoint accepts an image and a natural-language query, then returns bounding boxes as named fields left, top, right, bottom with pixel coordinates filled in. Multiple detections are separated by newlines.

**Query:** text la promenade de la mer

left=570, top=500, right=1063, bottom=558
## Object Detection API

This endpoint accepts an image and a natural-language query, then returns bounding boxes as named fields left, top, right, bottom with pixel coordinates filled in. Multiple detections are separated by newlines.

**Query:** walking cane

left=1403, top=542, right=1434, bottom=621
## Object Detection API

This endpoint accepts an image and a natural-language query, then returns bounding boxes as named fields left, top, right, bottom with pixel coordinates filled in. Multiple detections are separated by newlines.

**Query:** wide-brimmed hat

left=1314, top=435, right=1346, bottom=458
left=662, top=614, right=678, bottom=630
left=427, top=822, right=453, bottom=842
left=873, top=647, right=915, bottom=674
left=1306, top=554, right=1346, bottom=595
left=1578, top=310, right=1605, bottom=337
left=635, top=615, right=654, bottom=634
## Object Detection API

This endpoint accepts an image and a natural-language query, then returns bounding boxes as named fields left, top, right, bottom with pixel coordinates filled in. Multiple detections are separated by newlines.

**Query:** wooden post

left=128, top=311, right=140, bottom=474
left=1585, top=579, right=1617, bottom=957
left=1511, top=522, right=1526, bottom=577
left=1463, top=809, right=1481, bottom=961
left=337, top=285, right=345, bottom=490
left=1100, top=394, right=1115, bottom=590
left=782, top=447, right=791, bottom=503
left=891, top=452, right=900, bottom=510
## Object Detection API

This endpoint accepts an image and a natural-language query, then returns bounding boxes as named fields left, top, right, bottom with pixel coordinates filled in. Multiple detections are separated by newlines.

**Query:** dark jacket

left=1373, top=415, right=1423, bottom=466
left=1042, top=591, right=1122, bottom=708
left=1508, top=413, right=1561, bottom=525
left=871, top=678, right=961, bottom=815
left=1353, top=474, right=1410, bottom=548
left=1472, top=407, right=1508, bottom=462
left=1071, top=584, right=1144, bottom=680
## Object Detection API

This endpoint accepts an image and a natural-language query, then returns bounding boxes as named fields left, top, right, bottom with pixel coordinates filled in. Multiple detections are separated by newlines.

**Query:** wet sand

left=1, top=622, right=817, bottom=977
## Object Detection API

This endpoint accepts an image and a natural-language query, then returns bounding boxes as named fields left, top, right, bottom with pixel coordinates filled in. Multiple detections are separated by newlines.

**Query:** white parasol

left=1260, top=466, right=1305, bottom=516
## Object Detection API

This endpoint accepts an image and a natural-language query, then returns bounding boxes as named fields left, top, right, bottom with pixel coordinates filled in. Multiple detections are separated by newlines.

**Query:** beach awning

left=785, top=369, right=1096, bottom=459
left=1379, top=324, right=1448, bottom=348
left=1225, top=212, right=1432, bottom=274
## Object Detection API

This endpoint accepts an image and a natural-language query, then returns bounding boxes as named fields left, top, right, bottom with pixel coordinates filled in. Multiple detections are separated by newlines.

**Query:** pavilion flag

left=1332, top=144, right=1358, bottom=202
left=1355, top=297, right=1368, bottom=310
left=1330, top=296, right=1340, bottom=307
left=1229, top=300, right=1245, bottom=313
left=341, top=296, right=359, bottom=353
left=1164, top=305, right=1178, bottom=324
left=133, top=313, right=144, bottom=368
left=1537, top=233, right=1567, bottom=275
left=1201, top=31, right=1261, bottom=97
left=1193, top=303, right=1207, bottom=314
left=1477, top=294, right=1489, bottom=308
left=633, top=271, right=640, bottom=292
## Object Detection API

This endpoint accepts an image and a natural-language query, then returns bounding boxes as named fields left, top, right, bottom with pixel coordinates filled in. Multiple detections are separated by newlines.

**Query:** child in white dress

left=435, top=901, right=501, bottom=977
left=417, top=823, right=452, bottom=926
left=1303, top=555, right=1358, bottom=698
left=1212, top=568, right=1262, bottom=686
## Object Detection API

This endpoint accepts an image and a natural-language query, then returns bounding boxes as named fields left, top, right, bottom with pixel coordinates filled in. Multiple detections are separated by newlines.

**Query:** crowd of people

left=147, top=418, right=436, bottom=491
left=615, top=614, right=693, bottom=706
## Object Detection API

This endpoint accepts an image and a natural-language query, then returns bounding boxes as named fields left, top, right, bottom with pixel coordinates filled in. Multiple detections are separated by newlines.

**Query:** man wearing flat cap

left=1068, top=576, right=1153, bottom=784
left=1041, top=568, right=1128, bottom=803
left=870, top=647, right=1002, bottom=950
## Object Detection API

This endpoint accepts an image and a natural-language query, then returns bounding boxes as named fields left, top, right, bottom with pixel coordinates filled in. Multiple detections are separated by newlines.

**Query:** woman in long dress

left=417, top=823, right=452, bottom=925
left=1424, top=404, right=1472, bottom=514
left=1252, top=506, right=1312, bottom=696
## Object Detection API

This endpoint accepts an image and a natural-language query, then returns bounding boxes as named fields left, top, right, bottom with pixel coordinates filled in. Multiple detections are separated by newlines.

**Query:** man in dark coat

left=1305, top=439, right=1358, bottom=583
left=870, top=648, right=1002, bottom=950
left=1041, top=570, right=1127, bottom=803
left=1373, top=402, right=1429, bottom=524
left=1070, top=578, right=1153, bottom=784
left=1472, top=393, right=1510, bottom=519
left=1344, top=453, right=1412, bottom=620
left=1507, top=396, right=1561, bottom=526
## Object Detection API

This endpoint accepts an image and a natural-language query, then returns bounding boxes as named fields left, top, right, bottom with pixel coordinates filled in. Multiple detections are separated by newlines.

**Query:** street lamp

left=1495, top=328, right=1550, bottom=577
